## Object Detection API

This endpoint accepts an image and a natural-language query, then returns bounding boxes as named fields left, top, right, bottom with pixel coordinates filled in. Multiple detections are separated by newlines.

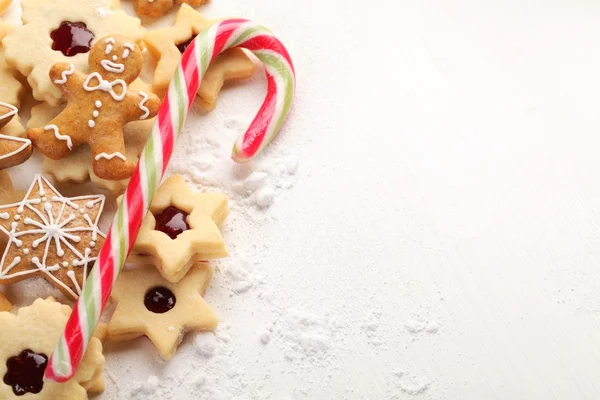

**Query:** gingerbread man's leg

left=90, top=127, right=136, bottom=180
left=27, top=122, right=75, bottom=160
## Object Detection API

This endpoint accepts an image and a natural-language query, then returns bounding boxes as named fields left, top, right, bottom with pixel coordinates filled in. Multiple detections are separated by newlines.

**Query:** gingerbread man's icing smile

left=27, top=35, right=160, bottom=181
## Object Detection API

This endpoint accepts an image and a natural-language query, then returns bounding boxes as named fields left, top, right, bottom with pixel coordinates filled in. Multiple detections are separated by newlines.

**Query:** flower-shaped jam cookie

left=144, top=4, right=255, bottom=110
left=3, top=0, right=144, bottom=106
left=108, top=262, right=218, bottom=359
left=130, top=174, right=229, bottom=283
left=0, top=298, right=105, bottom=399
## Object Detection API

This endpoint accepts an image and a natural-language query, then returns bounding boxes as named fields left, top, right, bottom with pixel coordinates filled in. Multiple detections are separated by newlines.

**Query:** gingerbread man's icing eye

left=122, top=43, right=134, bottom=59
left=104, top=37, right=115, bottom=55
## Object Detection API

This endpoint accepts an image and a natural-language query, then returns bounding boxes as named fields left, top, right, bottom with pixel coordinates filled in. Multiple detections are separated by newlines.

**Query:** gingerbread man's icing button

left=128, top=174, right=229, bottom=283
left=26, top=35, right=160, bottom=181
left=108, top=262, right=218, bottom=360
left=0, top=175, right=106, bottom=300
left=0, top=298, right=106, bottom=398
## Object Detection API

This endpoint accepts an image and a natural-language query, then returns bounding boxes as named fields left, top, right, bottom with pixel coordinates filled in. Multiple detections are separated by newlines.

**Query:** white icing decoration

left=138, top=91, right=150, bottom=120
left=0, top=175, right=106, bottom=298
left=53, top=64, right=75, bottom=84
left=122, top=49, right=130, bottom=58
left=83, top=73, right=127, bottom=101
left=112, top=55, right=118, bottom=62
left=0, top=102, right=31, bottom=162
left=96, top=100, right=102, bottom=108
left=94, top=152, right=126, bottom=162
left=88, top=120, right=96, bottom=128
left=105, top=37, right=115, bottom=55
left=101, top=60, right=125, bottom=74
left=44, top=125, right=73, bottom=150
left=0, top=213, right=8, bottom=220
left=93, top=110, right=99, bottom=118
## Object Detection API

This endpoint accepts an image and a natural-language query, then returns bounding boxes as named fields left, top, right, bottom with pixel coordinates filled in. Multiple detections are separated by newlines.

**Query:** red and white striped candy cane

left=45, top=18, right=295, bottom=382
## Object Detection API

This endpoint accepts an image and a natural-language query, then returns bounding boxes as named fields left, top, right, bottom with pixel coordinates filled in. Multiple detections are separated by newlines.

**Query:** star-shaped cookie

left=129, top=174, right=229, bottom=282
left=108, top=262, right=218, bottom=359
left=0, top=298, right=105, bottom=399
left=144, top=4, right=256, bottom=111
left=0, top=23, right=25, bottom=137
left=0, top=102, right=32, bottom=170
left=0, top=175, right=106, bottom=299
left=133, top=0, right=206, bottom=19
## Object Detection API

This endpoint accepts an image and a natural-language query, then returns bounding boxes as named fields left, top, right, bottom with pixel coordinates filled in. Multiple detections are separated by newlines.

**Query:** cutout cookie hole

left=3, top=349, right=48, bottom=396
left=153, top=206, right=190, bottom=239
left=50, top=21, right=94, bottom=57
left=144, top=286, right=176, bottom=314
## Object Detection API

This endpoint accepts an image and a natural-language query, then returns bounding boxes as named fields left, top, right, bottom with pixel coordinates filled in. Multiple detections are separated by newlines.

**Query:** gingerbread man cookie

left=108, top=262, right=218, bottom=359
left=28, top=36, right=161, bottom=181
left=0, top=298, right=105, bottom=398
left=128, top=174, right=229, bottom=283
left=2, top=0, right=145, bottom=106
left=144, top=4, right=256, bottom=110
left=28, top=79, right=155, bottom=195
left=0, top=102, right=33, bottom=170
left=0, top=175, right=106, bottom=299
left=133, top=0, right=207, bottom=19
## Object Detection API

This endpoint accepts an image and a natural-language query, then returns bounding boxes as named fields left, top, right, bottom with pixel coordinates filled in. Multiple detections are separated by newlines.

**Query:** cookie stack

left=0, top=0, right=248, bottom=397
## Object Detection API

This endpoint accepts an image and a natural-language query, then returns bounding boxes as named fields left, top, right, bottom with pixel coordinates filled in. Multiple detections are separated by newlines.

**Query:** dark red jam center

left=3, top=350, right=48, bottom=396
left=176, top=35, right=196, bottom=54
left=50, top=21, right=94, bottom=57
left=154, top=206, right=190, bottom=239
left=144, top=286, right=176, bottom=313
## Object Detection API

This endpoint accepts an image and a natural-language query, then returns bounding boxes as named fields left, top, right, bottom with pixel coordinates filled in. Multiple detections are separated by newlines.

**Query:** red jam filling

left=176, top=35, right=196, bottom=54
left=154, top=206, right=190, bottom=239
left=3, top=350, right=48, bottom=396
left=50, top=21, right=94, bottom=57
left=144, top=286, right=176, bottom=314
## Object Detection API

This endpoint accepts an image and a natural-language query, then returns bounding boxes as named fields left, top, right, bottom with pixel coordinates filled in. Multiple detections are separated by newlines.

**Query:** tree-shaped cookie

left=27, top=35, right=160, bottom=181
left=0, top=102, right=32, bottom=170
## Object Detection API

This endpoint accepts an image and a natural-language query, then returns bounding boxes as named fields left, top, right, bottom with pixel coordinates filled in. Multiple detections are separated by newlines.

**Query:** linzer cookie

left=0, top=175, right=106, bottom=299
left=2, top=0, right=145, bottom=106
left=27, top=35, right=160, bottom=181
left=128, top=174, right=229, bottom=283
left=0, top=102, right=33, bottom=170
left=108, top=262, right=218, bottom=359
left=0, top=298, right=105, bottom=398
left=144, top=4, right=256, bottom=110
left=133, top=0, right=207, bottom=19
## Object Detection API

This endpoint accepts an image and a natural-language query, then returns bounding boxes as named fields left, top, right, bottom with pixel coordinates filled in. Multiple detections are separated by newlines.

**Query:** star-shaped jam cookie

left=129, top=174, right=229, bottom=283
left=108, top=262, right=218, bottom=359
left=0, top=175, right=106, bottom=299
left=144, top=4, right=256, bottom=111
left=0, top=102, right=32, bottom=170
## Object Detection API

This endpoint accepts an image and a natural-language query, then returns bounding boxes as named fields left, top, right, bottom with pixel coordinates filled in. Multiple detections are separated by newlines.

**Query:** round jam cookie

left=0, top=298, right=105, bottom=399
left=128, top=174, right=229, bottom=283
left=2, top=0, right=145, bottom=106
left=144, top=4, right=256, bottom=111
left=27, top=80, right=155, bottom=195
left=133, top=0, right=207, bottom=19
left=0, top=23, right=25, bottom=138
left=27, top=35, right=161, bottom=181
left=0, top=175, right=106, bottom=300
left=108, top=263, right=218, bottom=360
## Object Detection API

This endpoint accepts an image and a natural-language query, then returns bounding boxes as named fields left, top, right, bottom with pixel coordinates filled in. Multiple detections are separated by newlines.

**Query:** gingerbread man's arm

left=124, top=89, right=161, bottom=123
left=49, top=62, right=85, bottom=97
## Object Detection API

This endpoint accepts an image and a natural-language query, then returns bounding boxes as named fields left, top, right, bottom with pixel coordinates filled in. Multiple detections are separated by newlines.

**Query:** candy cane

left=45, top=19, right=295, bottom=382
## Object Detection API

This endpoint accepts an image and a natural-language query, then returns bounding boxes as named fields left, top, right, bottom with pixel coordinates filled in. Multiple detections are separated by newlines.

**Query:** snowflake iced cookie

left=0, top=103, right=33, bottom=170
left=0, top=175, right=106, bottom=299
left=144, top=4, right=256, bottom=110
left=133, top=0, right=207, bottom=19
left=2, top=0, right=145, bottom=106
left=0, top=298, right=105, bottom=399
left=27, top=36, right=161, bottom=181
left=108, top=262, right=218, bottom=359
left=27, top=80, right=155, bottom=195
left=128, top=174, right=229, bottom=283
